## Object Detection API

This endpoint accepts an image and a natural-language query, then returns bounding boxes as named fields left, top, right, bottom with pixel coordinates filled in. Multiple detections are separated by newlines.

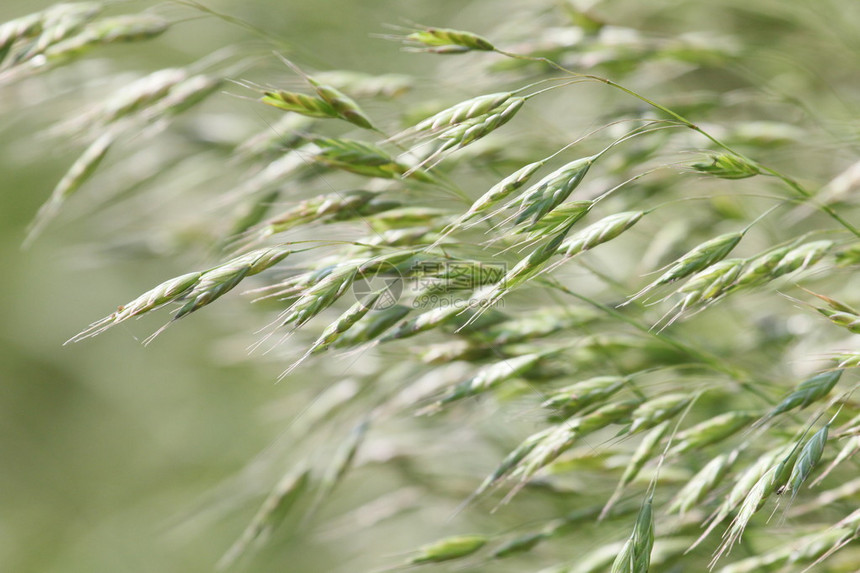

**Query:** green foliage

left=4, top=1, right=860, bottom=572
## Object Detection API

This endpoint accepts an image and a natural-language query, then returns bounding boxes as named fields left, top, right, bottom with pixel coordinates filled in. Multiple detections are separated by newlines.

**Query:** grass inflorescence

left=6, top=1, right=860, bottom=571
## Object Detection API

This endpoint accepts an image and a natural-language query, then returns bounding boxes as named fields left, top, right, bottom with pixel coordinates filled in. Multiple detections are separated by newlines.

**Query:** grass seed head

left=692, top=153, right=760, bottom=179
left=770, top=240, right=833, bottom=278
left=5, top=3, right=101, bottom=67
left=261, top=89, right=338, bottom=118
left=816, top=307, right=860, bottom=334
left=766, top=369, right=843, bottom=419
left=787, top=424, right=829, bottom=495
left=464, top=159, right=546, bottom=219
left=677, top=258, right=745, bottom=301
left=409, top=535, right=488, bottom=564
left=576, top=399, right=641, bottom=435
left=628, top=393, right=691, bottom=434
left=415, top=92, right=512, bottom=132
left=312, top=70, right=413, bottom=99
left=668, top=450, right=738, bottom=514
left=439, top=96, right=524, bottom=149
left=490, top=532, right=547, bottom=559
left=670, top=411, right=755, bottom=454
left=218, top=468, right=311, bottom=569
left=640, top=231, right=743, bottom=297
left=306, top=77, right=377, bottom=130
left=610, top=496, right=654, bottom=573
left=263, top=190, right=384, bottom=235
left=35, top=14, right=168, bottom=69
left=174, top=263, right=252, bottom=320
left=437, top=352, right=543, bottom=406
left=380, top=302, right=462, bottom=342
left=27, top=131, right=115, bottom=244
left=513, top=156, right=594, bottom=227
left=99, top=68, right=187, bottom=124
left=333, top=304, right=411, bottom=348
left=406, top=26, right=495, bottom=53
left=67, top=270, right=203, bottom=343
left=149, top=74, right=223, bottom=117
left=282, top=269, right=356, bottom=327
left=312, top=137, right=436, bottom=182
left=0, top=12, right=47, bottom=66
left=732, top=245, right=792, bottom=289
left=542, top=375, right=627, bottom=420
left=559, top=211, right=644, bottom=257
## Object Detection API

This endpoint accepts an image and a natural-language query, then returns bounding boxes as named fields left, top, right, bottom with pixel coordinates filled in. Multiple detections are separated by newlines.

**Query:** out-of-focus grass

left=0, top=1, right=484, bottom=571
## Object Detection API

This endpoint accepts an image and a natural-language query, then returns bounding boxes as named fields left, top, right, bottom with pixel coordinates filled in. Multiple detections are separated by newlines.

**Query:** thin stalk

left=494, top=49, right=860, bottom=238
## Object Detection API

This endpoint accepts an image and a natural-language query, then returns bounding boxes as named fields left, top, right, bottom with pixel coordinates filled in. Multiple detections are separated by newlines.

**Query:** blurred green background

left=2, top=1, right=859, bottom=572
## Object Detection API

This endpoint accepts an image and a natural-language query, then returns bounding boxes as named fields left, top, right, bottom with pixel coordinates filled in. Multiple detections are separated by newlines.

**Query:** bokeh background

left=2, top=1, right=859, bottom=572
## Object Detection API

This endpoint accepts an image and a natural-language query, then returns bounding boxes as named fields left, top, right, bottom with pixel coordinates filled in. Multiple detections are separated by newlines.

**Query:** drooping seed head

left=306, top=77, right=377, bottom=130
left=668, top=450, right=738, bottom=514
left=440, top=97, right=524, bottom=149
left=542, top=375, right=627, bottom=419
left=53, top=131, right=115, bottom=202
left=261, top=90, right=339, bottom=118
left=513, top=156, right=594, bottom=227
left=282, top=269, right=356, bottom=327
left=474, top=427, right=553, bottom=496
left=576, top=399, right=641, bottom=435
left=669, top=411, right=755, bottom=454
left=497, top=225, right=574, bottom=293
left=406, top=26, right=495, bottom=53
left=263, top=190, right=382, bottom=235
left=655, top=231, right=743, bottom=287
left=380, top=301, right=462, bottom=342
left=37, top=14, right=168, bottom=68
left=559, top=211, right=644, bottom=257
left=150, top=74, right=223, bottom=117
left=465, top=159, right=546, bottom=218
left=218, top=468, right=311, bottom=569
left=27, top=130, right=116, bottom=244
left=7, top=3, right=102, bottom=67
left=679, top=257, right=745, bottom=299
left=787, top=425, right=828, bottom=495
left=816, top=308, right=860, bottom=333
left=437, top=352, right=543, bottom=405
left=415, top=92, right=512, bottom=132
left=333, top=304, right=411, bottom=348
left=312, top=137, right=436, bottom=183
left=490, top=532, right=547, bottom=559
left=767, top=369, right=843, bottom=419
left=611, top=496, right=654, bottom=573
left=692, top=153, right=760, bottom=179
left=670, top=258, right=745, bottom=315
left=628, top=393, right=691, bottom=434
left=617, top=421, right=671, bottom=489
left=100, top=68, right=187, bottom=124
left=248, top=246, right=293, bottom=275
left=770, top=240, right=833, bottom=278
left=409, top=535, right=488, bottom=564
left=732, top=245, right=793, bottom=289
left=0, top=12, right=45, bottom=65
left=67, top=270, right=203, bottom=343
left=312, top=70, right=413, bottom=98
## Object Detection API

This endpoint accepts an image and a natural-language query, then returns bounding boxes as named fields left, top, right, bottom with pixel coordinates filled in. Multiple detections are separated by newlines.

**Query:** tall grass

left=4, top=1, right=860, bottom=571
